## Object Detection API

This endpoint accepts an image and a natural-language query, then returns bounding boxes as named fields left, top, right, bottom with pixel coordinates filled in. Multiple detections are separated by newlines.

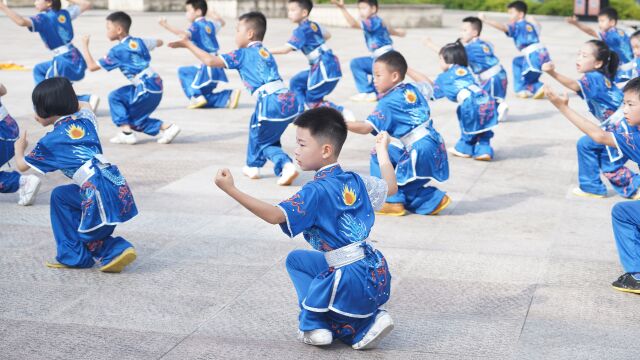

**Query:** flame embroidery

left=310, top=22, right=319, bottom=32
left=259, top=48, right=270, bottom=59
left=526, top=24, right=533, bottom=32
left=58, top=15, right=66, bottom=23
left=342, top=184, right=356, bottom=206
left=482, top=45, right=490, bottom=54
left=455, top=68, right=467, bottom=76
left=129, top=40, right=139, bottom=50
left=205, top=25, right=212, bottom=34
left=404, top=90, right=417, bottom=104
left=66, top=124, right=85, bottom=140
left=605, top=78, right=612, bottom=88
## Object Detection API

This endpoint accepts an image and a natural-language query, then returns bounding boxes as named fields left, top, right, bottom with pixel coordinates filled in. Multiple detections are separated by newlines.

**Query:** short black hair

left=289, top=0, right=313, bottom=13
left=357, top=0, right=378, bottom=9
left=239, top=11, right=267, bottom=41
left=631, top=30, right=640, bottom=40
left=507, top=1, right=527, bottom=15
left=375, top=50, right=407, bottom=80
left=439, top=41, right=468, bottom=67
left=623, top=77, right=640, bottom=98
left=106, top=11, right=132, bottom=33
left=186, top=0, right=208, bottom=16
left=49, top=0, right=62, bottom=11
left=32, top=77, right=79, bottom=118
left=294, top=107, right=348, bottom=156
left=463, top=16, right=483, bottom=36
left=599, top=7, right=619, bottom=22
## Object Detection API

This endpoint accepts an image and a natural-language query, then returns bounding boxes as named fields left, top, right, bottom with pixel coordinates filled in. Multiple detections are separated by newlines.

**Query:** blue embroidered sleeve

left=220, top=48, right=243, bottom=69
left=287, top=27, right=305, bottom=50
left=577, top=72, right=601, bottom=100
left=98, top=48, right=121, bottom=71
left=365, top=104, right=391, bottom=135
left=24, top=141, right=58, bottom=174
left=506, top=22, right=516, bottom=38
left=28, top=13, right=44, bottom=33
left=277, top=184, right=319, bottom=238
left=432, top=74, right=447, bottom=99
left=612, top=131, right=640, bottom=164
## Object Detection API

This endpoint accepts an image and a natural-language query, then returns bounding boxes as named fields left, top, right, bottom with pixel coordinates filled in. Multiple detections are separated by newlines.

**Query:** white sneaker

left=342, top=108, right=356, bottom=123
left=497, top=102, right=509, bottom=122
left=110, top=132, right=137, bottom=145
left=242, top=166, right=260, bottom=179
left=227, top=89, right=241, bottom=109
left=89, top=95, right=100, bottom=113
left=447, top=147, right=471, bottom=158
left=18, top=175, right=41, bottom=206
left=350, top=92, right=377, bottom=102
left=352, top=311, right=394, bottom=350
left=157, top=124, right=181, bottom=144
left=297, top=329, right=333, bottom=346
left=572, top=187, right=606, bottom=199
left=187, top=95, right=208, bottom=109
left=277, top=162, right=299, bottom=186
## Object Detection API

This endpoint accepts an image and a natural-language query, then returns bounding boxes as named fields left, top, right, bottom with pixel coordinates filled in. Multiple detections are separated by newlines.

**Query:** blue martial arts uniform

left=220, top=42, right=303, bottom=175
left=0, top=102, right=21, bottom=194
left=599, top=27, right=634, bottom=83
left=99, top=36, right=164, bottom=136
left=287, top=19, right=343, bottom=110
left=350, top=15, right=393, bottom=94
left=432, top=65, right=499, bottom=158
left=505, top=20, right=551, bottom=95
left=576, top=71, right=640, bottom=197
left=365, top=82, right=449, bottom=214
left=465, top=38, right=508, bottom=102
left=24, top=109, right=137, bottom=268
left=178, top=17, right=232, bottom=108
left=278, top=164, right=391, bottom=345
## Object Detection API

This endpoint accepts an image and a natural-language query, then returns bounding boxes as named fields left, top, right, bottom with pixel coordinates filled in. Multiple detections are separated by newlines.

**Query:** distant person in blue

left=346, top=51, right=451, bottom=217
left=159, top=0, right=241, bottom=109
left=0, top=84, right=41, bottom=206
left=79, top=11, right=181, bottom=145
left=331, top=0, right=406, bottom=102
left=270, top=0, right=355, bottom=122
left=12, top=78, right=138, bottom=273
left=543, top=40, right=640, bottom=199
left=630, top=30, right=640, bottom=78
left=0, top=0, right=98, bottom=110
left=214, top=106, right=397, bottom=349
left=480, top=1, right=551, bottom=99
left=169, top=12, right=302, bottom=185
left=546, top=78, right=640, bottom=294
left=567, top=7, right=634, bottom=84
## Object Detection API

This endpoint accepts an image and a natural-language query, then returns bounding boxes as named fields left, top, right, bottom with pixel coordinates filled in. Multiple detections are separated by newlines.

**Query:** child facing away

left=331, top=0, right=406, bottom=102
left=0, top=83, right=41, bottom=206
left=0, top=0, right=98, bottom=109
left=13, top=77, right=138, bottom=273
left=79, top=11, right=181, bottom=145
left=269, top=0, right=354, bottom=122
left=159, top=0, right=241, bottom=109
left=214, top=106, right=397, bottom=349
left=543, top=40, right=640, bottom=199
left=346, top=51, right=451, bottom=216
left=480, top=1, right=551, bottom=99
left=546, top=78, right=640, bottom=294
left=567, top=7, right=634, bottom=84
left=168, top=11, right=303, bottom=186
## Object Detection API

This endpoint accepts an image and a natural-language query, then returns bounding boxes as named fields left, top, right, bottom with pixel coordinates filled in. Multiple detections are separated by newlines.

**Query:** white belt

left=252, top=80, right=286, bottom=96
left=130, top=67, right=156, bottom=86
left=324, top=240, right=367, bottom=268
left=400, top=122, right=431, bottom=148
left=456, top=85, right=480, bottom=103
left=521, top=43, right=545, bottom=57
left=72, top=154, right=108, bottom=186
left=52, top=44, right=72, bottom=56
left=306, top=44, right=329, bottom=62
left=619, top=60, right=635, bottom=72
left=478, top=64, right=503, bottom=81
left=0, top=105, right=8, bottom=120
left=372, top=45, right=393, bottom=58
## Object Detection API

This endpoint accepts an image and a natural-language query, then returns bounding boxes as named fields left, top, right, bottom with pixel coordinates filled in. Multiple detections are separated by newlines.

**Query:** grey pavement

left=1, top=8, right=640, bottom=359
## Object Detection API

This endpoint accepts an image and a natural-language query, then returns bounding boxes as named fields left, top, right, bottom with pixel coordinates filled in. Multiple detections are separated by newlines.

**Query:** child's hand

left=541, top=61, right=555, bottom=73
left=14, top=130, right=28, bottom=155
left=168, top=36, right=189, bottom=49
left=331, top=0, right=345, bottom=8
left=566, top=16, right=578, bottom=25
left=395, top=28, right=407, bottom=37
left=375, top=131, right=391, bottom=150
left=478, top=12, right=486, bottom=21
left=544, top=85, right=569, bottom=108
left=158, top=17, right=168, bottom=27
left=215, top=168, right=235, bottom=191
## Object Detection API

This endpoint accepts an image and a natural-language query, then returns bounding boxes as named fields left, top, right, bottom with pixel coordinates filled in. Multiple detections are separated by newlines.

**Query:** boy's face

left=357, top=2, right=377, bottom=20
left=507, top=8, right=524, bottom=22
left=34, top=0, right=49, bottom=11
left=597, top=15, right=616, bottom=32
left=294, top=127, right=332, bottom=171
left=460, top=22, right=477, bottom=43
left=631, top=37, right=640, bottom=58
left=575, top=42, right=601, bottom=74
left=106, top=20, right=123, bottom=41
left=623, top=91, right=640, bottom=126
left=185, top=4, right=202, bottom=22
left=287, top=2, right=308, bottom=23
left=235, top=20, right=253, bottom=48
left=373, top=61, right=400, bottom=94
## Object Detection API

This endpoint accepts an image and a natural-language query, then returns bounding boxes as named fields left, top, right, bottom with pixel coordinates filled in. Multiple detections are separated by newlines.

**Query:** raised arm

left=168, top=37, right=225, bottom=67
left=374, top=132, right=398, bottom=196
left=68, top=0, right=92, bottom=14
left=13, top=131, right=31, bottom=173
left=347, top=121, right=374, bottom=134
left=423, top=37, right=440, bottom=54
left=566, top=16, right=598, bottom=38
left=331, top=0, right=360, bottom=29
left=0, top=3, right=33, bottom=28
left=158, top=17, right=189, bottom=37
left=208, top=8, right=226, bottom=27
left=545, top=85, right=615, bottom=147
left=269, top=46, right=294, bottom=55
left=478, top=13, right=508, bottom=33
left=214, top=169, right=286, bottom=224
left=541, top=62, right=580, bottom=92
left=406, top=67, right=434, bottom=85
left=79, top=35, right=102, bottom=72
left=385, top=20, right=406, bottom=37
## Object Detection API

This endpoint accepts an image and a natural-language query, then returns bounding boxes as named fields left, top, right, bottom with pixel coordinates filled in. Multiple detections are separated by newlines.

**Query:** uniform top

left=361, top=15, right=393, bottom=53
left=28, top=4, right=81, bottom=50
left=465, top=38, right=501, bottom=74
left=577, top=71, right=623, bottom=123
left=286, top=19, right=329, bottom=55
left=98, top=36, right=159, bottom=79
left=220, top=41, right=283, bottom=93
left=506, top=19, right=542, bottom=50
left=188, top=17, right=223, bottom=54
left=432, top=65, right=478, bottom=102
left=599, top=27, right=634, bottom=64
left=0, top=102, right=19, bottom=141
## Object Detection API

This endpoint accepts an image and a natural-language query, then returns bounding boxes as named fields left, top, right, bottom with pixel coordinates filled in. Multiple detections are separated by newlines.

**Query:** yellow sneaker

left=228, top=89, right=241, bottom=109
left=572, top=187, right=606, bottom=199
left=474, top=154, right=492, bottom=161
left=429, top=195, right=451, bottom=215
left=631, top=191, right=640, bottom=200
left=187, top=95, right=208, bottom=109
left=516, top=91, right=532, bottom=99
left=45, top=260, right=71, bottom=269
left=533, top=86, right=546, bottom=99
left=375, top=202, right=407, bottom=216
left=99, top=248, right=137, bottom=273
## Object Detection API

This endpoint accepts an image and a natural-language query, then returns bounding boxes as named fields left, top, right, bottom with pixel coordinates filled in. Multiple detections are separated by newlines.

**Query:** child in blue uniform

left=214, top=106, right=397, bottom=349
left=0, top=84, right=41, bottom=206
left=332, top=0, right=406, bottom=102
left=480, top=1, right=551, bottom=99
left=270, top=0, right=354, bottom=121
left=169, top=12, right=302, bottom=185
left=0, top=0, right=97, bottom=108
left=546, top=78, right=640, bottom=294
left=567, top=7, right=634, bottom=84
left=347, top=51, right=450, bottom=216
left=80, top=12, right=181, bottom=145
left=543, top=40, right=640, bottom=199
left=13, top=78, right=137, bottom=272
left=159, top=0, right=241, bottom=109
left=628, top=30, right=640, bottom=79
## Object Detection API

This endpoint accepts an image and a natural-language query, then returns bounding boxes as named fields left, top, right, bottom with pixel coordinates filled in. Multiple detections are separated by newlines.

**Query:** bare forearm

left=1, top=7, right=32, bottom=27
left=269, top=46, right=293, bottom=55
left=14, top=156, right=30, bottom=172
left=572, top=21, right=598, bottom=37
left=209, top=10, right=225, bottom=27
left=407, top=67, right=432, bottom=84
left=68, top=0, right=92, bottom=13
left=162, top=23, right=188, bottom=37
left=338, top=7, right=359, bottom=29
left=186, top=41, right=224, bottom=67
left=557, top=105, right=614, bottom=146
left=80, top=46, right=101, bottom=71
left=484, top=19, right=508, bottom=33
left=347, top=122, right=374, bottom=134
left=547, top=70, right=580, bottom=92
left=224, top=187, right=286, bottom=224
left=376, top=148, right=398, bottom=196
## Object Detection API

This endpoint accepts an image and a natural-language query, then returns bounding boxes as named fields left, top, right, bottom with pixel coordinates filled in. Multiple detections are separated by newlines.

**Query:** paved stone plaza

left=2, top=8, right=640, bottom=359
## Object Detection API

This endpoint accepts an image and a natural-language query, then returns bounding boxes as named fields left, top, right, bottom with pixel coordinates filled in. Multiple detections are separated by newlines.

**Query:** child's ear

left=321, top=143, right=333, bottom=159
left=392, top=71, right=401, bottom=83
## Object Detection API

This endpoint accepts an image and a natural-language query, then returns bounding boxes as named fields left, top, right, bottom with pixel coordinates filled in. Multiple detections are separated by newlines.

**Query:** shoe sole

left=352, top=316, right=394, bottom=350
left=228, top=91, right=241, bottom=109
left=158, top=128, right=181, bottom=144
left=20, top=179, right=41, bottom=206
left=187, top=99, right=208, bottom=109
left=375, top=210, right=407, bottom=216
left=429, top=195, right=451, bottom=215
left=612, top=285, right=640, bottom=294
left=99, top=248, right=137, bottom=273
left=448, top=149, right=471, bottom=158
left=533, top=89, right=546, bottom=100
left=474, top=154, right=492, bottom=161
left=572, top=189, right=606, bottom=199
left=45, top=260, right=71, bottom=269
left=278, top=171, right=299, bottom=186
